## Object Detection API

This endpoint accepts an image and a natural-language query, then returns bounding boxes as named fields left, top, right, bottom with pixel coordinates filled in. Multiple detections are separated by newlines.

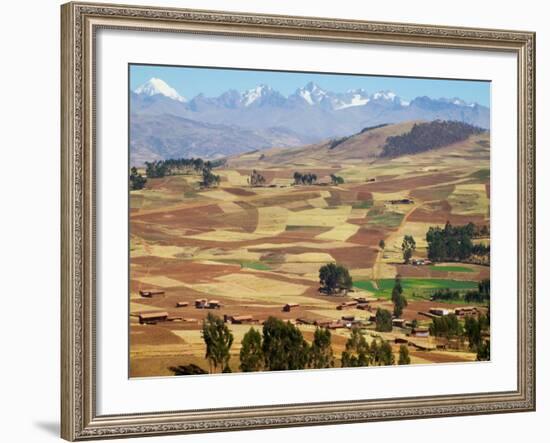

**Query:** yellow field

left=129, top=131, right=490, bottom=377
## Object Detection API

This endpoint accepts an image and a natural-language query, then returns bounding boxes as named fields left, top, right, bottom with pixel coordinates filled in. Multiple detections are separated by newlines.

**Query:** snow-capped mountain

left=241, top=84, right=286, bottom=107
left=131, top=77, right=490, bottom=163
left=292, top=82, right=330, bottom=106
left=134, top=78, right=187, bottom=102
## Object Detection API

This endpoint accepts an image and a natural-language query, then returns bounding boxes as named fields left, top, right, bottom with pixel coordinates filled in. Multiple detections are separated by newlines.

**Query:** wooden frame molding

left=61, top=2, right=536, bottom=440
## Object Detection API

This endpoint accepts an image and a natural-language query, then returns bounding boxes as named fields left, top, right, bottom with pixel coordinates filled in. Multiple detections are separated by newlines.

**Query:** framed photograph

left=61, top=1, right=536, bottom=440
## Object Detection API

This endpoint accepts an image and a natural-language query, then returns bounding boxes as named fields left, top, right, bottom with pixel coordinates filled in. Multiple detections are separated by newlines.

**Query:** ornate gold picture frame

left=61, top=2, right=535, bottom=440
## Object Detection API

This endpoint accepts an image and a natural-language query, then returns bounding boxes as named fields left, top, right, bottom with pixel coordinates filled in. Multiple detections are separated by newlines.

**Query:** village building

left=206, top=300, right=221, bottom=309
left=392, top=318, right=406, bottom=327
left=139, top=289, right=165, bottom=297
left=429, top=307, right=451, bottom=316
left=195, top=299, right=208, bottom=309
left=138, top=311, right=169, bottom=325
left=411, top=326, right=430, bottom=338
left=228, top=315, right=256, bottom=325
left=175, top=301, right=189, bottom=308
left=337, top=300, right=358, bottom=310
left=455, top=306, right=477, bottom=316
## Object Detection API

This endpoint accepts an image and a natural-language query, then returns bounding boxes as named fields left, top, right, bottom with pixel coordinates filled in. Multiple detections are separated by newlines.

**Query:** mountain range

left=130, top=78, right=490, bottom=164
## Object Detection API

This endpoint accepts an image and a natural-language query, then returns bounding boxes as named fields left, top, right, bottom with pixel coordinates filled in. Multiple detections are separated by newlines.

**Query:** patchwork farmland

left=129, top=122, right=490, bottom=377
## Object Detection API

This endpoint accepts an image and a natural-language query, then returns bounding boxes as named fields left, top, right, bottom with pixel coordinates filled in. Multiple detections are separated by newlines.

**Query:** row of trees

left=293, top=172, right=318, bottom=185
left=200, top=313, right=409, bottom=374
left=144, top=157, right=224, bottom=178
left=430, top=279, right=490, bottom=304
left=426, top=222, right=490, bottom=263
left=381, top=120, right=485, bottom=157
left=341, top=327, right=409, bottom=366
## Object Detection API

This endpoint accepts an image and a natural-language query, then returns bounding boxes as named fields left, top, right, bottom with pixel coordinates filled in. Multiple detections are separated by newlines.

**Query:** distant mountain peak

left=372, top=90, right=398, bottom=101
left=134, top=78, right=186, bottom=102
left=242, top=84, right=276, bottom=106
left=295, top=82, right=328, bottom=105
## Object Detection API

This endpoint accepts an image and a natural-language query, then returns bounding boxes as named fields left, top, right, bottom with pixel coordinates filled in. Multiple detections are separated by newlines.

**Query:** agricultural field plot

left=129, top=123, right=490, bottom=377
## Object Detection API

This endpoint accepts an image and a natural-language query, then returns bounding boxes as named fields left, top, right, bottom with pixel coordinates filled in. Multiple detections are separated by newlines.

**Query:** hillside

left=227, top=120, right=490, bottom=168
left=130, top=113, right=315, bottom=166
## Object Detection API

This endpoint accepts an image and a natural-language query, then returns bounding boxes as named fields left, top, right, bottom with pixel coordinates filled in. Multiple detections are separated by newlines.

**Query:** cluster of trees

left=429, top=314, right=463, bottom=339
left=318, top=263, right=353, bottom=294
left=391, top=275, right=408, bottom=318
left=341, top=327, right=397, bottom=367
left=248, top=169, right=266, bottom=187
left=202, top=313, right=234, bottom=373
left=200, top=167, right=221, bottom=188
left=199, top=313, right=408, bottom=374
left=401, top=235, right=416, bottom=264
left=381, top=120, right=485, bottom=157
left=428, top=311, right=490, bottom=360
left=144, top=160, right=169, bottom=178
left=293, top=172, right=318, bottom=185
left=129, top=166, right=147, bottom=191
left=330, top=174, right=345, bottom=185
left=375, top=308, right=393, bottom=332
left=426, top=222, right=490, bottom=263
left=464, top=279, right=490, bottom=303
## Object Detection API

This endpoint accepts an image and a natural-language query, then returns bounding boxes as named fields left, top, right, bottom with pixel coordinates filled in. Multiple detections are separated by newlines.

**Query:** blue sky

left=130, top=64, right=490, bottom=107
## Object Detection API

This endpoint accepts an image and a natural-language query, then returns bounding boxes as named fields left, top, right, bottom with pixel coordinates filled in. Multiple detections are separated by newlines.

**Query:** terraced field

left=129, top=125, right=490, bottom=377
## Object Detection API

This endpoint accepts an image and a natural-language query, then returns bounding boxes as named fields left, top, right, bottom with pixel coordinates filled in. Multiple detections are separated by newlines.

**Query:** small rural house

left=429, top=307, right=451, bottom=316
left=138, top=311, right=169, bottom=325
left=411, top=326, right=430, bottom=338
left=139, top=289, right=165, bottom=297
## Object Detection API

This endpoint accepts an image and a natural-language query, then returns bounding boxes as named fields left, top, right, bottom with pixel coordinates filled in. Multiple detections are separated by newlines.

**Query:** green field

left=218, top=260, right=272, bottom=271
left=354, top=278, right=478, bottom=298
left=429, top=265, right=474, bottom=273
left=366, top=207, right=404, bottom=228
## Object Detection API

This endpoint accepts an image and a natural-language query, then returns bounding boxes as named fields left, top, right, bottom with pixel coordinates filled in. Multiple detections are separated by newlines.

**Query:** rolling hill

left=226, top=121, right=490, bottom=168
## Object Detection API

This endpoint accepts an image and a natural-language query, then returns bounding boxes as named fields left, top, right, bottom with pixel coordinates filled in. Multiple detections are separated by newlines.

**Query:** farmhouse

left=337, top=300, right=358, bottom=310
left=411, top=326, right=430, bottom=338
left=138, top=311, right=169, bottom=325
left=176, top=301, right=189, bottom=308
left=283, top=302, right=300, bottom=312
left=429, top=308, right=451, bottom=316
left=139, top=289, right=165, bottom=297
left=455, top=306, right=477, bottom=316
left=356, top=303, right=371, bottom=311
left=195, top=299, right=208, bottom=309
left=206, top=300, right=222, bottom=309
left=228, top=315, right=257, bottom=325
left=341, top=315, right=355, bottom=322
